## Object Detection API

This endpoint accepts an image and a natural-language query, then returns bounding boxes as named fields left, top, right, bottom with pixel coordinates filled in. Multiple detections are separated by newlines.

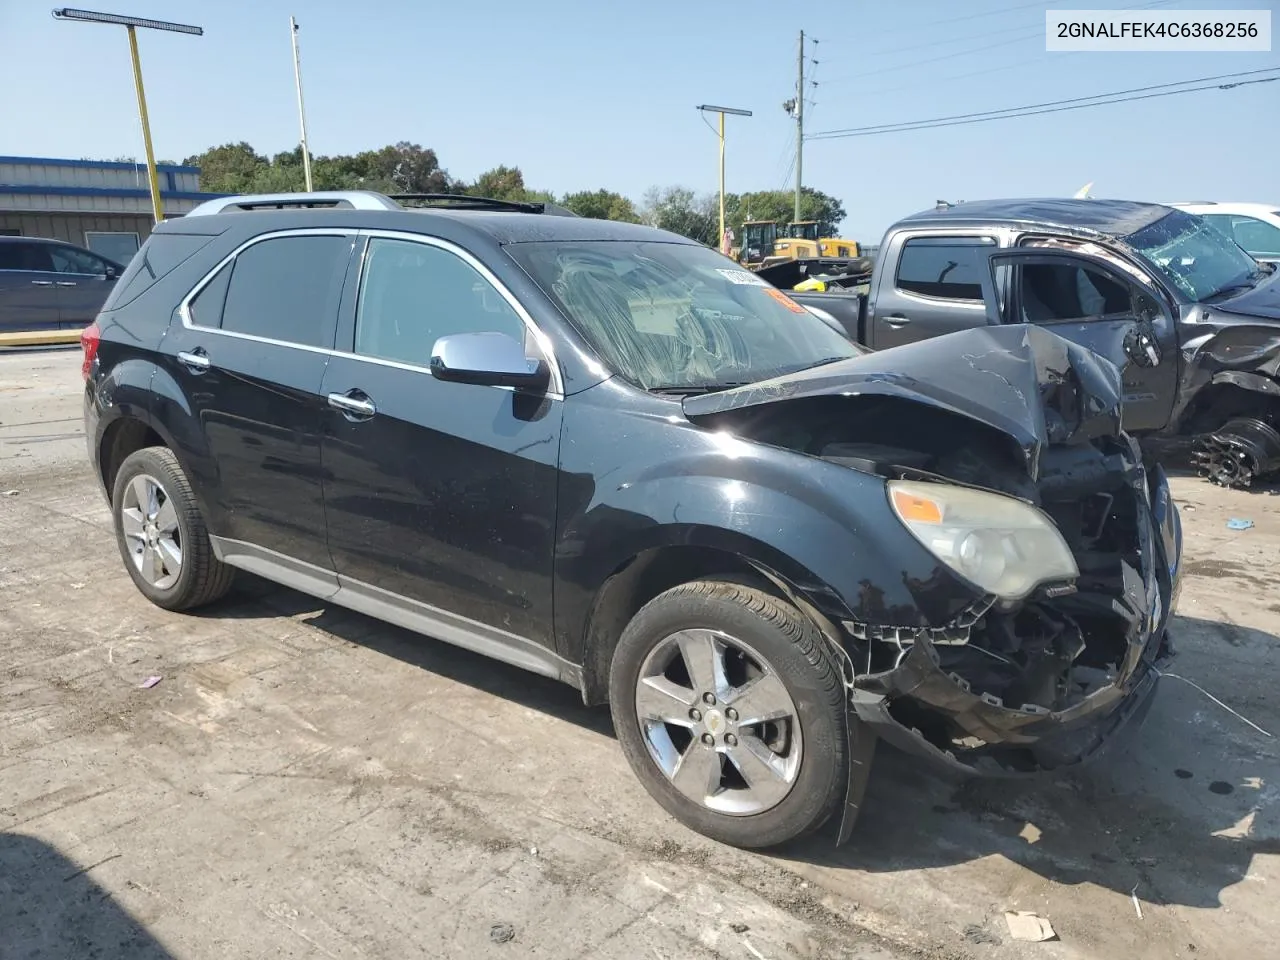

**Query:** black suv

left=83, top=190, right=1183, bottom=848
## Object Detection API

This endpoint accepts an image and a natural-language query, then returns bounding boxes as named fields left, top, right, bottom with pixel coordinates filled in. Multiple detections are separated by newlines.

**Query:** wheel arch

left=576, top=532, right=853, bottom=706
left=98, top=417, right=168, bottom=502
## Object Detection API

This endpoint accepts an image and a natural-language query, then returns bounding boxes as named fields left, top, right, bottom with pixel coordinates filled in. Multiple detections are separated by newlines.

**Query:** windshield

left=1125, top=208, right=1260, bottom=302
left=507, top=240, right=861, bottom=391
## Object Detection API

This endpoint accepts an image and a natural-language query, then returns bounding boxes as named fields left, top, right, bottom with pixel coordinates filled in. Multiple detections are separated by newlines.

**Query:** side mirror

left=429, top=331, right=549, bottom=390
left=103, top=265, right=118, bottom=279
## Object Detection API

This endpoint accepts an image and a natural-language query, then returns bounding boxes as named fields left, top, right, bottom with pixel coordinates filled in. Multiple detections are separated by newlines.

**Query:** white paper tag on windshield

left=716, top=268, right=768, bottom=286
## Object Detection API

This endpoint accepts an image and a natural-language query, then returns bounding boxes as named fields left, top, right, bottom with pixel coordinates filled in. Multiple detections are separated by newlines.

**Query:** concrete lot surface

left=2, top=348, right=1278, bottom=960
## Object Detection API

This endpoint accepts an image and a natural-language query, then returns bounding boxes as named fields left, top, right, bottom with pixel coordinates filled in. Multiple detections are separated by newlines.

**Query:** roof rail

left=390, top=193, right=547, bottom=213
left=185, top=190, right=402, bottom=217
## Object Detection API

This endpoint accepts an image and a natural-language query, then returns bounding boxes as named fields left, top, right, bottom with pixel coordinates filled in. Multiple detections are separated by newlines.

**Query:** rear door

left=46, top=243, right=120, bottom=328
left=990, top=250, right=1178, bottom=432
left=868, top=234, right=998, bottom=349
left=157, top=229, right=356, bottom=577
left=0, top=241, right=61, bottom=331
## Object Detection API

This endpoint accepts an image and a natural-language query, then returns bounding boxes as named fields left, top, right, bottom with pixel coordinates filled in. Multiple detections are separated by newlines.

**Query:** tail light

left=81, top=321, right=101, bottom=381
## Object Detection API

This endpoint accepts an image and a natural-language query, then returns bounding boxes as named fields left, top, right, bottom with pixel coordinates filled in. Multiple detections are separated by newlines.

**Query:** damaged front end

left=684, top=324, right=1182, bottom=780
left=847, top=436, right=1179, bottom=777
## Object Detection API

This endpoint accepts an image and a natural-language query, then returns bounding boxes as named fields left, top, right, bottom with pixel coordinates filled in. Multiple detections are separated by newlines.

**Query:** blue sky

left=2, top=0, right=1276, bottom=241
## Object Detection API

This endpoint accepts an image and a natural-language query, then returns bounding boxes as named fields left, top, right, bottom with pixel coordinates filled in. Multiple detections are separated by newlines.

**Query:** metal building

left=0, top=156, right=226, bottom=265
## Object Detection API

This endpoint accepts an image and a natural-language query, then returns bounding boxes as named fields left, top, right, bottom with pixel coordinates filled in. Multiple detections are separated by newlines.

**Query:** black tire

left=609, top=580, right=849, bottom=849
left=111, top=446, right=234, bottom=611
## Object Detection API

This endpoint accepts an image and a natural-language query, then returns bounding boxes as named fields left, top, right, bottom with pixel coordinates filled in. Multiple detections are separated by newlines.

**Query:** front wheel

left=609, top=580, right=850, bottom=848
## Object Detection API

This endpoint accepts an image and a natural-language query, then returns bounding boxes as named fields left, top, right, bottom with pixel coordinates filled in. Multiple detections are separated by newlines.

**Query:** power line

left=822, top=32, right=1033, bottom=84
left=807, top=68, right=1280, bottom=140
left=820, top=0, right=1181, bottom=85
left=819, top=0, right=1052, bottom=42
left=863, top=55, right=1046, bottom=98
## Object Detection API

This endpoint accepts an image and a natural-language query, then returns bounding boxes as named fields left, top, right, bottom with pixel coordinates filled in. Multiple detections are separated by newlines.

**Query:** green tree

left=352, top=142, right=455, bottom=194
left=640, top=186, right=718, bottom=244
left=184, top=142, right=269, bottom=193
left=724, top=187, right=848, bottom=236
left=467, top=165, right=529, bottom=201
left=562, top=189, right=640, bottom=222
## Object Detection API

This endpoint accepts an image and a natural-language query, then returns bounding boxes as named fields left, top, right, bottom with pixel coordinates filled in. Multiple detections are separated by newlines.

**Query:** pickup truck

left=787, top=198, right=1280, bottom=487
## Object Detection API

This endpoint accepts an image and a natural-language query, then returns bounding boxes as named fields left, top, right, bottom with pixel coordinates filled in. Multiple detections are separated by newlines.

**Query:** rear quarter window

left=103, top=233, right=217, bottom=311
left=895, top=237, right=993, bottom=301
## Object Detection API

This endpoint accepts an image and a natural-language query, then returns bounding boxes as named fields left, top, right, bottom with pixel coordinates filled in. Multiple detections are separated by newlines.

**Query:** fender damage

left=684, top=324, right=1182, bottom=778
left=1175, top=306, right=1280, bottom=487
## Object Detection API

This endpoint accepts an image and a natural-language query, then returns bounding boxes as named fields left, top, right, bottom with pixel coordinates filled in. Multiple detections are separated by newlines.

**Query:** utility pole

left=52, top=8, right=203, bottom=225
left=697, top=104, right=752, bottom=254
left=794, top=30, right=804, bottom=223
left=290, top=15, right=314, bottom=192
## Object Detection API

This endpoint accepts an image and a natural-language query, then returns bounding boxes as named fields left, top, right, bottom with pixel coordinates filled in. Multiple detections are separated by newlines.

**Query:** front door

left=46, top=243, right=120, bottom=328
left=319, top=233, right=562, bottom=652
left=991, top=251, right=1179, bottom=432
left=155, top=230, right=355, bottom=574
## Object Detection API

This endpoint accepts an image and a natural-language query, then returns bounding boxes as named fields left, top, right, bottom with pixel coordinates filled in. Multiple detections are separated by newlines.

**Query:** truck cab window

left=895, top=238, right=989, bottom=301
left=1019, top=263, right=1131, bottom=324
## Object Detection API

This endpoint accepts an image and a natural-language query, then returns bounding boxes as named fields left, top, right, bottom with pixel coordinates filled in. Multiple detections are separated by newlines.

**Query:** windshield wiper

left=647, top=381, right=754, bottom=396
left=780, top=356, right=854, bottom=375
left=1204, top=277, right=1261, bottom=302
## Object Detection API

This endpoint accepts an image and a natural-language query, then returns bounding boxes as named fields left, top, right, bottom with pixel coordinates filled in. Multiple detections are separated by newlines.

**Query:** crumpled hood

left=1211, top=269, right=1280, bottom=323
left=682, top=324, right=1124, bottom=480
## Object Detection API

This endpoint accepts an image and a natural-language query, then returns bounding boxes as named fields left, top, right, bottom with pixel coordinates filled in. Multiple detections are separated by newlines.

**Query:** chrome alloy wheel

left=119, top=473, right=183, bottom=590
left=634, top=628, right=803, bottom=816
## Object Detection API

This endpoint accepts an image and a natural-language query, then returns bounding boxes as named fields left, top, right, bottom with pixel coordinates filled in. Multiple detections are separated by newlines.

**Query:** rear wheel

left=111, top=446, right=234, bottom=611
left=609, top=580, right=849, bottom=848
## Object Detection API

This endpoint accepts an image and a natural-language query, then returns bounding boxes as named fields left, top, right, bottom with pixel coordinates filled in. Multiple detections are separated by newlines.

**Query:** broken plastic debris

left=2, top=489, right=18, bottom=496
left=488, top=922, right=515, bottom=944
left=139, top=676, right=162, bottom=689
left=1004, top=911, right=1056, bottom=942
left=1226, top=518, right=1254, bottom=530
left=1131, top=884, right=1144, bottom=920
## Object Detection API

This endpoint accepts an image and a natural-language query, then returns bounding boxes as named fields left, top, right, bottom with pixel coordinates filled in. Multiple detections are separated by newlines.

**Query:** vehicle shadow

left=201, top=573, right=617, bottom=740
left=197, top=578, right=1278, bottom=912
left=0, top=833, right=174, bottom=959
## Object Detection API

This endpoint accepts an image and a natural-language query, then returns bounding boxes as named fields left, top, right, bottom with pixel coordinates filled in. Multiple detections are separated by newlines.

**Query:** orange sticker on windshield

left=764, top=287, right=807, bottom=314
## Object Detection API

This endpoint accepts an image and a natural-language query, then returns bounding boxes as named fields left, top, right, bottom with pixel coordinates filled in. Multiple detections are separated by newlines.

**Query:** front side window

left=1125, top=209, right=1260, bottom=302
left=354, top=237, right=526, bottom=367
left=1018, top=262, right=1132, bottom=324
left=507, top=240, right=861, bottom=391
left=220, top=235, right=350, bottom=347
left=50, top=245, right=110, bottom=275
left=895, top=237, right=992, bottom=301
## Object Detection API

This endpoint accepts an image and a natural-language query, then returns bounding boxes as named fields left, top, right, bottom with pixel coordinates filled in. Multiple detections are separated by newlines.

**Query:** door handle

left=177, top=349, right=211, bottom=374
left=883, top=314, right=911, bottom=328
left=327, top=391, right=376, bottom=420
left=30, top=280, right=53, bottom=286
left=56, top=281, right=77, bottom=287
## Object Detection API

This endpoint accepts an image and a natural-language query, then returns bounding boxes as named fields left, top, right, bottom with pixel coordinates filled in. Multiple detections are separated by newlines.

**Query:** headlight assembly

left=887, top=479, right=1079, bottom=601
